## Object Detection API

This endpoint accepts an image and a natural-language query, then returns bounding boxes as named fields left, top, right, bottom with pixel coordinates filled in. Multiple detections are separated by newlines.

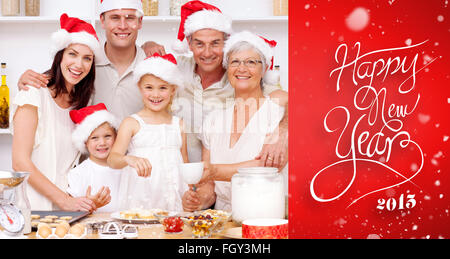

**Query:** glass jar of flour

left=231, top=167, right=284, bottom=224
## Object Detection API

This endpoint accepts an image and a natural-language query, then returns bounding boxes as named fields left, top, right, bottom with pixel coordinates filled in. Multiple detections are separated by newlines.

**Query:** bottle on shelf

left=142, top=0, right=158, bottom=16
left=274, top=65, right=282, bottom=89
left=0, top=63, right=10, bottom=129
left=1, top=0, right=20, bottom=16
left=170, top=0, right=189, bottom=16
left=273, top=0, right=288, bottom=16
left=25, top=0, right=40, bottom=16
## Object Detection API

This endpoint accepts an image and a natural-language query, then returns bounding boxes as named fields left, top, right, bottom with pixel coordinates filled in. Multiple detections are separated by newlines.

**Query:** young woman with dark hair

left=11, top=14, right=101, bottom=211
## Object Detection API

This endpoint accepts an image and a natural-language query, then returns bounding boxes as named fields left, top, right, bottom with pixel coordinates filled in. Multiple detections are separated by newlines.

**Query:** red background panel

left=289, top=0, right=449, bottom=238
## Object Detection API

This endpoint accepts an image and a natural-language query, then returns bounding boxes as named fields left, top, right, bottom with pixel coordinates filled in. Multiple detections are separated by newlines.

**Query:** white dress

left=117, top=114, right=188, bottom=212
left=11, top=88, right=79, bottom=210
left=67, top=158, right=122, bottom=213
left=201, top=97, right=287, bottom=211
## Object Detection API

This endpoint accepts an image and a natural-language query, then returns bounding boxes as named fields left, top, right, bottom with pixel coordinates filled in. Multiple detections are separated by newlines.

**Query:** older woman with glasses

left=195, top=31, right=288, bottom=211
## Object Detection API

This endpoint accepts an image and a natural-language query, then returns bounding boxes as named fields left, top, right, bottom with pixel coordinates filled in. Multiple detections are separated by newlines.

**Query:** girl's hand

left=86, top=186, right=111, bottom=209
left=59, top=194, right=96, bottom=212
left=124, top=155, right=152, bottom=177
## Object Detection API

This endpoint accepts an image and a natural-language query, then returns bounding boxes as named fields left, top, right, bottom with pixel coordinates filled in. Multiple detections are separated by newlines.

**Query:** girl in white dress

left=67, top=103, right=121, bottom=213
left=197, top=31, right=288, bottom=211
left=11, top=14, right=101, bottom=211
left=108, top=53, right=189, bottom=212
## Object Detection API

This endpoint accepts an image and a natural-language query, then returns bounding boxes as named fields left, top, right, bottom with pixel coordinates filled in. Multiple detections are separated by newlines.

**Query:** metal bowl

left=0, top=171, right=30, bottom=188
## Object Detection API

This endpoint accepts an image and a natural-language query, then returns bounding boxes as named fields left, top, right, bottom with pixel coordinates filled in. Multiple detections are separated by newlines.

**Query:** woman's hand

left=182, top=189, right=201, bottom=212
left=256, top=126, right=288, bottom=171
left=86, top=186, right=111, bottom=209
left=197, top=163, right=216, bottom=185
left=124, top=155, right=152, bottom=177
left=58, top=194, right=97, bottom=212
left=182, top=181, right=216, bottom=212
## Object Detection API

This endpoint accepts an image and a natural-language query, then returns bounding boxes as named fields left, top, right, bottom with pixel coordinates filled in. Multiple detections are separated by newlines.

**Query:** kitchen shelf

left=0, top=128, right=11, bottom=134
left=0, top=16, right=91, bottom=23
left=0, top=15, right=287, bottom=23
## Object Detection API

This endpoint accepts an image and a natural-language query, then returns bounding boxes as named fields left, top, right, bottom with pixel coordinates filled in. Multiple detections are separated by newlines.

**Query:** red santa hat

left=223, top=30, right=279, bottom=85
left=172, top=0, right=232, bottom=54
left=70, top=103, right=119, bottom=154
left=98, top=0, right=143, bottom=16
left=134, top=53, right=184, bottom=90
left=50, top=13, right=101, bottom=59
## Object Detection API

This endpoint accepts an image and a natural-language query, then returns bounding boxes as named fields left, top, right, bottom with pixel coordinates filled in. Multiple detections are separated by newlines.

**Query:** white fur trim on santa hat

left=72, top=110, right=119, bottom=154
left=133, top=57, right=184, bottom=91
left=99, top=0, right=143, bottom=16
left=50, top=29, right=101, bottom=60
left=171, top=38, right=190, bottom=55
left=263, top=69, right=280, bottom=86
left=184, top=10, right=232, bottom=37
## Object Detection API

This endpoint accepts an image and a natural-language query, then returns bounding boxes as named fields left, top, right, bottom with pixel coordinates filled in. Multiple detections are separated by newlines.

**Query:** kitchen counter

left=25, top=212, right=241, bottom=239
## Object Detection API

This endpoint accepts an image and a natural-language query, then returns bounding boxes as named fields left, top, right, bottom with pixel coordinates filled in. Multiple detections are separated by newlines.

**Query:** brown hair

left=44, top=49, right=96, bottom=110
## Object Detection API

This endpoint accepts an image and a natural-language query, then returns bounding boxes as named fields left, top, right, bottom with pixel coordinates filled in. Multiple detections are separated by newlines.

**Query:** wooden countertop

left=25, top=212, right=241, bottom=239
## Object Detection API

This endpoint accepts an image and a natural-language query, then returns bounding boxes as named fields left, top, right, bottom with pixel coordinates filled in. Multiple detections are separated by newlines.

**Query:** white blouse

left=201, top=97, right=287, bottom=211
left=12, top=87, right=79, bottom=210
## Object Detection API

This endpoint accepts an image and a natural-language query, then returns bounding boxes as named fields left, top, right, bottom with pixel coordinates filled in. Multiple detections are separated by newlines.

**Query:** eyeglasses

left=228, top=59, right=263, bottom=68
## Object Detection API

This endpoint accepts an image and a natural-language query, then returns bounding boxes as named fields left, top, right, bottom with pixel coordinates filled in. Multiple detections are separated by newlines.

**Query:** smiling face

left=86, top=122, right=116, bottom=163
left=60, top=43, right=94, bottom=89
left=227, top=48, right=266, bottom=94
left=188, top=29, right=225, bottom=74
left=100, top=8, right=142, bottom=50
left=138, top=74, right=176, bottom=113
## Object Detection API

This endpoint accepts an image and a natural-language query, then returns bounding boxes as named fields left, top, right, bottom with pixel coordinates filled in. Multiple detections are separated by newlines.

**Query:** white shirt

left=67, top=158, right=122, bottom=213
left=92, top=43, right=147, bottom=121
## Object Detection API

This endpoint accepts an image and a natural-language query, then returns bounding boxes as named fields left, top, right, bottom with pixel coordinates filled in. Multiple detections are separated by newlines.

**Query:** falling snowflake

left=405, top=38, right=412, bottom=46
left=437, top=15, right=444, bottom=22
left=418, top=113, right=431, bottom=124
left=345, top=7, right=370, bottom=31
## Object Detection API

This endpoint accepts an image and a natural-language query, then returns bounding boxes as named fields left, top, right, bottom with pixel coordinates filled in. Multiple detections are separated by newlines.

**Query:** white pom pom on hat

left=172, top=1, right=232, bottom=54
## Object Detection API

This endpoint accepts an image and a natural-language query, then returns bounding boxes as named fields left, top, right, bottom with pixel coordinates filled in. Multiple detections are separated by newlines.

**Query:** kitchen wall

left=0, top=0, right=288, bottom=171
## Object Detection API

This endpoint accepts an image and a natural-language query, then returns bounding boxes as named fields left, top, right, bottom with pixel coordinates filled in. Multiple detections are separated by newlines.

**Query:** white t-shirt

left=67, top=158, right=122, bottom=213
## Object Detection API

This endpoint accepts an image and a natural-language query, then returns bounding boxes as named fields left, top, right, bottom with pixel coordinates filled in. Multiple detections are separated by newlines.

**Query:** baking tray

left=31, top=210, right=90, bottom=230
